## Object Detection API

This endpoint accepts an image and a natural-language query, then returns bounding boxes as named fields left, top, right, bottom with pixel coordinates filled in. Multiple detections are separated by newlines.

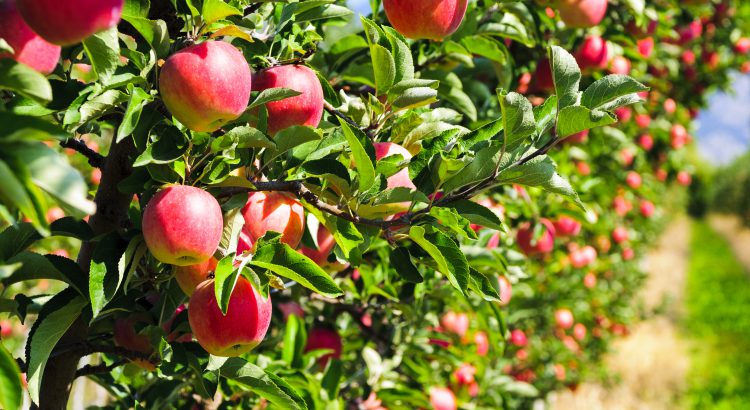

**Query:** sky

left=695, top=72, right=750, bottom=165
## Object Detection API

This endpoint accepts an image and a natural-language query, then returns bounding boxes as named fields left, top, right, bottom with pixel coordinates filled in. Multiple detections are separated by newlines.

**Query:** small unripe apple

left=625, top=171, right=642, bottom=189
left=252, top=65, right=324, bottom=136
left=509, top=329, right=527, bottom=347
left=383, top=0, right=468, bottom=40
left=242, top=192, right=305, bottom=248
left=374, top=142, right=417, bottom=190
left=498, top=276, right=512, bottom=306
left=429, top=387, right=457, bottom=410
left=188, top=277, right=272, bottom=357
left=637, top=37, right=654, bottom=58
left=557, top=0, right=608, bottom=28
left=299, top=225, right=336, bottom=265
left=142, top=185, right=224, bottom=266
left=305, top=326, right=342, bottom=367
left=15, top=0, right=123, bottom=46
left=0, top=0, right=60, bottom=74
left=638, top=134, right=654, bottom=151
left=612, top=226, right=628, bottom=244
left=174, top=257, right=218, bottom=296
left=575, top=36, right=609, bottom=71
left=440, top=311, right=469, bottom=338
left=516, top=219, right=555, bottom=256
left=553, top=216, right=582, bottom=237
left=159, top=41, right=252, bottom=132
left=474, top=331, right=489, bottom=356
left=555, top=309, right=574, bottom=329
left=640, top=200, right=655, bottom=217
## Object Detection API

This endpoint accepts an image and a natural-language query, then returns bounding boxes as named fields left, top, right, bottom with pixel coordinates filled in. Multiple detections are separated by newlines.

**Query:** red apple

left=516, top=219, right=555, bottom=256
left=159, top=40, right=252, bottom=132
left=566, top=130, right=589, bottom=144
left=575, top=36, right=609, bottom=71
left=304, top=326, right=342, bottom=367
left=532, top=58, right=554, bottom=93
left=557, top=0, right=607, bottom=28
left=374, top=142, right=417, bottom=190
left=678, top=20, right=703, bottom=44
left=676, top=171, right=692, bottom=186
left=655, top=168, right=668, bottom=182
left=622, top=247, right=635, bottom=260
left=620, top=148, right=634, bottom=166
left=252, top=65, right=324, bottom=136
left=498, top=276, right=512, bottom=306
left=637, top=37, right=654, bottom=58
left=174, top=257, right=218, bottom=296
left=553, top=216, right=582, bottom=237
left=576, top=161, right=591, bottom=175
left=609, top=55, right=631, bottom=75
left=142, top=185, right=224, bottom=266
left=474, top=331, right=489, bottom=356
left=0, top=0, right=60, bottom=74
left=242, top=192, right=305, bottom=248
left=0, top=319, right=13, bottom=337
left=583, top=272, right=596, bottom=288
left=453, top=363, right=476, bottom=385
left=615, top=107, right=632, bottom=123
left=612, top=226, right=628, bottom=244
left=569, top=245, right=597, bottom=268
left=429, top=387, right=457, bottom=410
left=635, top=113, right=651, bottom=128
left=300, top=225, right=336, bottom=265
left=613, top=195, right=632, bottom=216
left=681, top=50, right=696, bottom=65
left=188, top=277, right=272, bottom=356
left=15, top=0, right=123, bottom=45
left=46, top=207, right=65, bottom=223
left=113, top=317, right=155, bottom=370
left=671, top=124, right=688, bottom=149
left=278, top=301, right=304, bottom=321
left=743, top=61, right=750, bottom=74
left=554, top=364, right=567, bottom=381
left=638, top=134, right=654, bottom=151
left=440, top=311, right=469, bottom=338
left=640, top=200, right=655, bottom=217
left=664, top=98, right=677, bottom=114
left=737, top=37, right=750, bottom=54
left=625, top=171, right=642, bottom=189
left=555, top=309, right=574, bottom=329
left=383, top=0, right=468, bottom=40
left=509, top=329, right=527, bottom=347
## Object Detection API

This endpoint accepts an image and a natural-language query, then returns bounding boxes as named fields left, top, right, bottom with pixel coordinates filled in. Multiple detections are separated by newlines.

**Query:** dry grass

left=550, top=217, right=691, bottom=410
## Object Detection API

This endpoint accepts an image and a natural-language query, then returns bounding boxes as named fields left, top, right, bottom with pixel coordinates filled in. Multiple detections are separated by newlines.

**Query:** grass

left=684, top=221, right=750, bottom=409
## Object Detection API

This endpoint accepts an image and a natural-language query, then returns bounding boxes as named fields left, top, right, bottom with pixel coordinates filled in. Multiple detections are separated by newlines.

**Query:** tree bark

left=37, top=138, right=135, bottom=410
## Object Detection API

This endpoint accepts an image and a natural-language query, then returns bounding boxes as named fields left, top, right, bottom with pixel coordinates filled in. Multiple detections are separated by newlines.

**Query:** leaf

left=220, top=357, right=307, bottom=410
left=382, top=27, right=414, bottom=84
left=339, top=121, right=375, bottom=193
left=267, top=126, right=322, bottom=157
left=133, top=124, right=189, bottom=166
left=201, top=0, right=242, bottom=25
left=557, top=106, right=617, bottom=138
left=468, top=268, right=501, bottom=302
left=0, top=341, right=22, bottom=410
left=390, top=247, right=423, bottom=283
left=0, top=162, right=47, bottom=236
left=248, top=88, right=303, bottom=110
left=26, top=289, right=87, bottom=404
left=121, top=15, right=170, bottom=58
left=117, top=87, right=153, bottom=142
left=209, top=24, right=254, bottom=43
left=89, top=232, right=125, bottom=319
left=282, top=314, right=306, bottom=368
left=550, top=46, right=581, bottom=110
left=371, top=44, right=396, bottom=95
left=581, top=75, right=649, bottom=110
left=442, top=143, right=502, bottom=193
left=0, top=59, right=52, bottom=103
left=81, top=27, right=121, bottom=84
left=409, top=226, right=469, bottom=293
left=498, top=90, right=536, bottom=149
left=497, top=154, right=584, bottom=209
left=2, top=252, right=86, bottom=295
left=445, top=200, right=504, bottom=231
left=118, top=236, right=147, bottom=294
left=392, top=87, right=438, bottom=110
left=250, top=243, right=343, bottom=298
left=460, top=119, right=503, bottom=150
left=0, top=223, right=40, bottom=260
left=213, top=254, right=239, bottom=315
left=533, top=95, right=558, bottom=136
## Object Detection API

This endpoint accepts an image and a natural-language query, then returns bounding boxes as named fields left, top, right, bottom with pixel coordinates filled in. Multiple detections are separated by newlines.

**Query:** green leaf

left=390, top=247, right=423, bottom=283
left=89, top=232, right=125, bottom=319
left=121, top=15, right=170, bottom=58
left=2, top=252, right=86, bottom=295
left=383, top=27, right=414, bottom=83
left=445, top=200, right=504, bottom=231
left=118, top=236, right=147, bottom=294
left=408, top=226, right=469, bottom=293
left=81, top=27, right=121, bottom=84
left=296, top=4, right=352, bottom=22
left=442, top=143, right=502, bottom=193
left=123, top=0, right=150, bottom=18
left=26, top=289, right=87, bottom=404
left=267, top=126, right=322, bottom=157
left=339, top=121, right=375, bottom=193
left=461, top=35, right=509, bottom=64
left=0, top=341, right=22, bottom=410
left=117, top=87, right=153, bottom=142
left=429, top=206, right=477, bottom=239
left=498, top=90, right=536, bottom=149
left=392, top=87, right=438, bottom=110
left=250, top=243, right=343, bottom=298
left=282, top=314, right=306, bottom=368
left=371, top=44, right=396, bottom=95
left=220, top=126, right=275, bottom=150
left=0, top=161, right=46, bottom=235
left=460, top=119, right=503, bottom=150
left=0, top=223, right=40, bottom=260
left=550, top=46, right=581, bottom=110
left=497, top=154, right=584, bottom=208
left=133, top=124, right=189, bottom=166
left=580, top=74, right=649, bottom=111
left=0, top=60, right=52, bottom=103
left=213, top=254, right=239, bottom=315
left=533, top=95, right=558, bottom=136
left=201, top=0, right=242, bottom=25
left=557, top=106, right=617, bottom=138
left=248, top=88, right=303, bottom=110
left=220, top=357, right=308, bottom=410
left=0, top=112, right=68, bottom=141
left=468, top=268, right=501, bottom=302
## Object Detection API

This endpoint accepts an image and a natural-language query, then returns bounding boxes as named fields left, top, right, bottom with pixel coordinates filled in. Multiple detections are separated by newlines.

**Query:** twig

left=74, top=359, right=128, bottom=378
left=323, top=101, right=364, bottom=131
left=60, top=138, right=105, bottom=168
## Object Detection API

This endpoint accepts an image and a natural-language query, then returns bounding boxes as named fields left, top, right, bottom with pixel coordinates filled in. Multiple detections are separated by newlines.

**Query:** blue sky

left=695, top=72, right=750, bottom=165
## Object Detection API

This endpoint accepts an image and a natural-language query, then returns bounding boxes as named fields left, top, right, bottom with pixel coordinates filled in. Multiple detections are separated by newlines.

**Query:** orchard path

left=549, top=216, right=692, bottom=410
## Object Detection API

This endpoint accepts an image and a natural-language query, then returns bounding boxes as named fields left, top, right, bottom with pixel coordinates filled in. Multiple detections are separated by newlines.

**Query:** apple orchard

left=0, top=0, right=747, bottom=409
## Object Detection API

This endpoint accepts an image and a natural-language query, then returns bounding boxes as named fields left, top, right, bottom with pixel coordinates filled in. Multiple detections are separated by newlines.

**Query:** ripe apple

left=553, top=216, right=582, bottom=237
left=557, top=0, right=607, bottom=28
left=188, top=277, right=272, bottom=356
left=474, top=331, right=489, bottom=356
left=640, top=200, right=655, bottom=217
left=655, top=168, right=668, bottom=182
left=609, top=55, right=631, bottom=75
left=615, top=107, right=632, bottom=123
left=676, top=171, right=692, bottom=186
left=278, top=301, right=305, bottom=321
left=159, top=40, right=252, bottom=132
left=612, top=226, right=628, bottom=244
left=736, top=37, right=750, bottom=54
left=509, top=329, right=527, bottom=347
left=670, top=124, right=688, bottom=149
left=555, top=309, right=574, bottom=329
left=15, top=0, right=123, bottom=45
left=566, top=130, right=589, bottom=144
left=743, top=61, right=750, bottom=74
left=664, top=98, right=677, bottom=114
left=516, top=219, right=555, bottom=256
left=622, top=247, right=635, bottom=260
left=242, top=192, right=305, bottom=248
left=625, top=171, right=642, bottom=189
left=0, top=0, right=60, bottom=74
left=374, top=142, right=417, bottom=190
left=613, top=195, right=632, bottom=216
left=620, top=148, right=634, bottom=166
left=635, top=113, right=651, bottom=128
left=569, top=245, right=597, bottom=268
left=575, top=36, right=609, bottom=71
left=440, top=311, right=469, bottom=338
left=498, top=276, right=512, bottom=306
left=453, top=363, right=476, bottom=385
left=678, top=20, right=703, bottom=44
left=429, top=387, right=457, bottom=410
left=681, top=50, right=696, bottom=65
left=637, top=37, right=654, bottom=58
left=252, top=65, right=324, bottom=135
left=576, top=161, right=591, bottom=176
left=383, top=0, right=468, bottom=40
left=299, top=225, right=336, bottom=265
left=113, top=317, right=155, bottom=370
left=583, top=272, right=597, bottom=288
left=174, top=257, right=218, bottom=296
left=554, top=364, right=567, bottom=381
left=142, top=185, right=224, bottom=266
left=532, top=58, right=554, bottom=94
left=305, top=326, right=343, bottom=367
left=638, top=134, right=654, bottom=151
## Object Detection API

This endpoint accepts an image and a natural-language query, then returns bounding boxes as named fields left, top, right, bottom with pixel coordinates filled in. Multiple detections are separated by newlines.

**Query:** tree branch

left=60, top=138, right=105, bottom=168
left=74, top=360, right=128, bottom=379
left=323, top=101, right=364, bottom=131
